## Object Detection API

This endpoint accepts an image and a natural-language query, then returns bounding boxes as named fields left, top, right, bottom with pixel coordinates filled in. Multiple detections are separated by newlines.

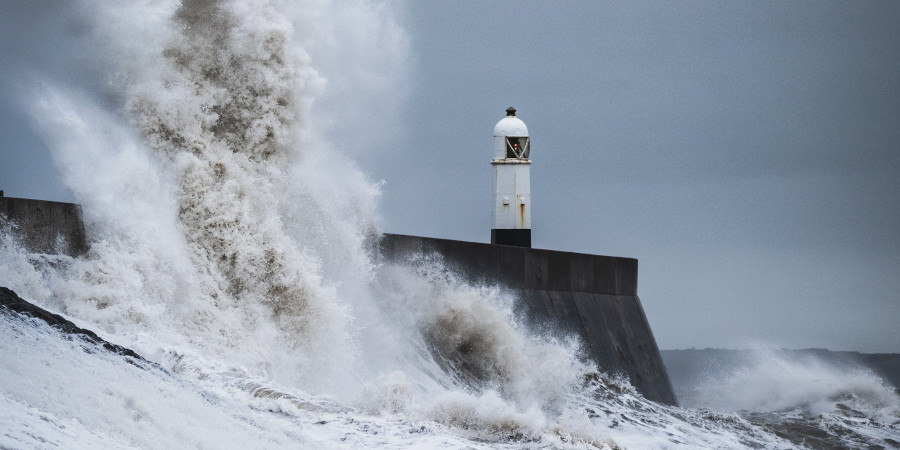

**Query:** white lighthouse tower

left=491, top=107, right=531, bottom=247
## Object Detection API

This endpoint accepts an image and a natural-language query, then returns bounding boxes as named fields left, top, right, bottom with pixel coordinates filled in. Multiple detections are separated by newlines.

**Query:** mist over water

left=677, top=349, right=899, bottom=415
left=2, top=1, right=899, bottom=448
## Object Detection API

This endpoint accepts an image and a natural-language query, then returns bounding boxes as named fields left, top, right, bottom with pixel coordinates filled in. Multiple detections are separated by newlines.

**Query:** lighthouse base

left=491, top=229, right=531, bottom=248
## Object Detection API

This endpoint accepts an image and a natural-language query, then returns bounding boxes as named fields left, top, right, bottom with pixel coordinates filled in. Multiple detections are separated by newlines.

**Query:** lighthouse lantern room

left=491, top=107, right=532, bottom=247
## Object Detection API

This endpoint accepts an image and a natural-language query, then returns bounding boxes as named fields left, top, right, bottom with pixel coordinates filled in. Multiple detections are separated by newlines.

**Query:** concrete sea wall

left=0, top=196, right=87, bottom=257
left=380, top=233, right=677, bottom=405
left=0, top=196, right=677, bottom=405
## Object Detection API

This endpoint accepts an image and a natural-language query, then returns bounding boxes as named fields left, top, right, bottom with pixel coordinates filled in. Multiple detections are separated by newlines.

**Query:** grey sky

left=2, top=1, right=899, bottom=352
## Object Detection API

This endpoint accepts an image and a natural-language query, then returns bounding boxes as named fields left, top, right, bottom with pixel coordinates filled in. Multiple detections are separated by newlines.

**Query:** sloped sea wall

left=380, top=233, right=677, bottom=405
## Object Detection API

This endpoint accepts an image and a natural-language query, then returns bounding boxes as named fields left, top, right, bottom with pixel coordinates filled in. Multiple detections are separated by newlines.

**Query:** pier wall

left=0, top=196, right=87, bottom=257
left=0, top=196, right=677, bottom=405
left=380, top=233, right=677, bottom=405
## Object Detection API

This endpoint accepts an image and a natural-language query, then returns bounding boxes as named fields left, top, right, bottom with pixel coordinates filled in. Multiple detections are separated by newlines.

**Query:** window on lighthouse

left=505, top=136, right=530, bottom=159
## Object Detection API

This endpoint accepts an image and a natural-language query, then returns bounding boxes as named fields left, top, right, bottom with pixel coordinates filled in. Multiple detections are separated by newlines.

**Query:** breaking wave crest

left=682, top=349, right=899, bottom=417
left=18, top=0, right=391, bottom=392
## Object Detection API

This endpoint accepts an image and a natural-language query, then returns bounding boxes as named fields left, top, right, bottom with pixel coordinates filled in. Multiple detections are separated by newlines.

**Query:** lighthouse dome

left=493, top=111, right=529, bottom=138
left=493, top=107, right=530, bottom=160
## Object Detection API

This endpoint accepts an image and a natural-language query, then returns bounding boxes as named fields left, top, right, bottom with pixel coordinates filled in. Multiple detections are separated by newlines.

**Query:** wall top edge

left=382, top=233, right=638, bottom=263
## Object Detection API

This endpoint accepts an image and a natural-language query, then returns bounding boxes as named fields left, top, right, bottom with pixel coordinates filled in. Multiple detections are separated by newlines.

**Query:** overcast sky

left=2, top=1, right=899, bottom=352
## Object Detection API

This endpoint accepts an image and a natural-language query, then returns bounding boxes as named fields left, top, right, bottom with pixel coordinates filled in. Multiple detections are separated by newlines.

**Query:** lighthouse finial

left=506, top=107, right=516, bottom=117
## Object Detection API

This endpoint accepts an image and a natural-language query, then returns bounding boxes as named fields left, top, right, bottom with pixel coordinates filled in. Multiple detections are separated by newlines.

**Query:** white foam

left=684, top=349, right=900, bottom=417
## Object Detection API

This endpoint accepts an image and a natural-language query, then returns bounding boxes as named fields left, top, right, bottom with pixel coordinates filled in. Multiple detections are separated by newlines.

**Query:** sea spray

left=19, top=0, right=384, bottom=394
left=675, top=349, right=900, bottom=414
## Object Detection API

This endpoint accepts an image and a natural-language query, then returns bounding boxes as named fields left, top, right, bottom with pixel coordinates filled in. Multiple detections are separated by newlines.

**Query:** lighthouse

left=491, top=107, right=531, bottom=247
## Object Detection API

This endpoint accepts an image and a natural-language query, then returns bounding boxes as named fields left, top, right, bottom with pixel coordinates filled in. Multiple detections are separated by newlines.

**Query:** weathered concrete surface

left=381, top=233, right=678, bottom=406
left=0, top=196, right=87, bottom=256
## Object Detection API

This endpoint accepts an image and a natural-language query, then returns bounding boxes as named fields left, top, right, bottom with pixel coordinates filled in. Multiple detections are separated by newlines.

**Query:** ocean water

left=1, top=1, right=898, bottom=448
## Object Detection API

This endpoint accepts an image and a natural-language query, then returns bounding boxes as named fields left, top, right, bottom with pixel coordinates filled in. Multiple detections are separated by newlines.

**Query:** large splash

left=23, top=0, right=375, bottom=393
left=2, top=1, right=899, bottom=448
left=11, top=0, right=598, bottom=432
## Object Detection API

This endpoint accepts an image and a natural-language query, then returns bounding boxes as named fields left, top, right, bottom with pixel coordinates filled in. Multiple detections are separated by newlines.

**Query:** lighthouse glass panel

left=505, top=137, right=530, bottom=159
